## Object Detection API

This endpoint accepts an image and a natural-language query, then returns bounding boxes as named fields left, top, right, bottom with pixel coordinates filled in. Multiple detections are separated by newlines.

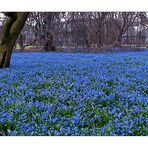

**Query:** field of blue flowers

left=0, top=51, right=148, bottom=136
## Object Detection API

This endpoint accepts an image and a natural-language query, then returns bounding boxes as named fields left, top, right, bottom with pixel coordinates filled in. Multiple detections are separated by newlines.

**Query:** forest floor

left=0, top=51, right=148, bottom=135
left=14, top=46, right=148, bottom=53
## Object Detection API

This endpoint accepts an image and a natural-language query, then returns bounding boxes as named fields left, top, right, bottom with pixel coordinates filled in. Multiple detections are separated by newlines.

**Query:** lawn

left=0, top=51, right=148, bottom=136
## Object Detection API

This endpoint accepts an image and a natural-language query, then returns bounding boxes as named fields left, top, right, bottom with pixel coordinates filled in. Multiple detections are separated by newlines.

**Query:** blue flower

left=0, top=51, right=148, bottom=135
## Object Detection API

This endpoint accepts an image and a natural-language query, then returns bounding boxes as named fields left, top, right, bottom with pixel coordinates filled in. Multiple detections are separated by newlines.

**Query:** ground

left=0, top=51, right=148, bottom=136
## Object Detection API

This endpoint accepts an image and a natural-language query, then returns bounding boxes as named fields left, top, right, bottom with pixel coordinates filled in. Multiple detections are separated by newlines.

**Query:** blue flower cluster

left=0, top=51, right=148, bottom=136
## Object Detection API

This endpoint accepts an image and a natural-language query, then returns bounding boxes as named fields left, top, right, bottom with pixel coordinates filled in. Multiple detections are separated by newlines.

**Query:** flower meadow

left=0, top=51, right=148, bottom=136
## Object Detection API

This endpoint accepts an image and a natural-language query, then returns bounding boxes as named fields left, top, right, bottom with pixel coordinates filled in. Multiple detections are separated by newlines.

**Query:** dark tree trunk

left=43, top=34, right=56, bottom=51
left=0, top=12, right=29, bottom=68
left=44, top=41, right=56, bottom=51
left=42, top=12, right=57, bottom=51
left=18, top=33, right=25, bottom=51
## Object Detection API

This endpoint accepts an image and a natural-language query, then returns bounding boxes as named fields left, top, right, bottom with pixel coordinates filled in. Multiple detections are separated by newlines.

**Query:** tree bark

left=42, top=12, right=57, bottom=51
left=43, top=32, right=56, bottom=51
left=0, top=12, right=29, bottom=68
left=18, top=33, right=25, bottom=50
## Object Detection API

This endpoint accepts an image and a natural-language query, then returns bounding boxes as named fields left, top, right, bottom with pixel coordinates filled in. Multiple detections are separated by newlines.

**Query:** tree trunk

left=19, top=33, right=25, bottom=51
left=115, top=37, right=122, bottom=47
left=44, top=41, right=56, bottom=51
left=0, top=12, right=29, bottom=68
left=43, top=34, right=56, bottom=51
left=42, top=12, right=57, bottom=51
